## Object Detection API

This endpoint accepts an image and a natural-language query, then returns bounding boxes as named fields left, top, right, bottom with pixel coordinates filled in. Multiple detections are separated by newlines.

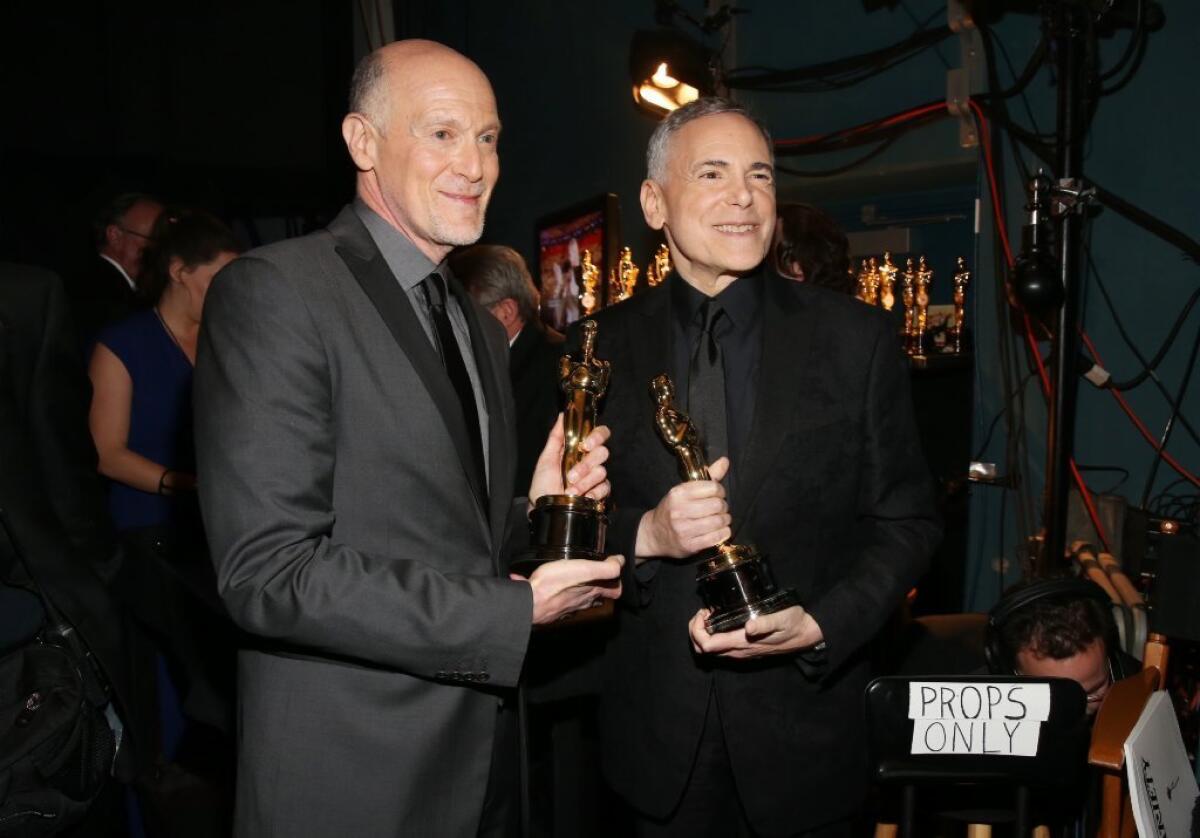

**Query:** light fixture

left=629, top=29, right=714, bottom=116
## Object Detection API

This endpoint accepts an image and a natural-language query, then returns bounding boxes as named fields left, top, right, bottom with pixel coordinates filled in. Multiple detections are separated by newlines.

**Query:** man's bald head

left=348, top=40, right=489, bottom=133
left=342, top=39, right=501, bottom=263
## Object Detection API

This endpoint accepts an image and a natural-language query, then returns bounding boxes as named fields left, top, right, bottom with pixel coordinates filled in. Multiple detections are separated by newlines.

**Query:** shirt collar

left=353, top=198, right=444, bottom=290
left=99, top=254, right=136, bottom=291
left=670, top=266, right=764, bottom=331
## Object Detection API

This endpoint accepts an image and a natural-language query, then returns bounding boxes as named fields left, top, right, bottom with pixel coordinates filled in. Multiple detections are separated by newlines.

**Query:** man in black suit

left=69, top=192, right=162, bottom=343
left=452, top=243, right=564, bottom=493
left=577, top=98, right=940, bottom=836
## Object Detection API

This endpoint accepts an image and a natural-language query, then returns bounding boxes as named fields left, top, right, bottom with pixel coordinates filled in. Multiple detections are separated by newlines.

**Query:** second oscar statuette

left=514, top=320, right=610, bottom=576
left=651, top=375, right=799, bottom=634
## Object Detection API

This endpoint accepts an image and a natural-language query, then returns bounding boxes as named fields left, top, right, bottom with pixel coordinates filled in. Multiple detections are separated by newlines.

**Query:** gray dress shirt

left=354, top=201, right=491, bottom=483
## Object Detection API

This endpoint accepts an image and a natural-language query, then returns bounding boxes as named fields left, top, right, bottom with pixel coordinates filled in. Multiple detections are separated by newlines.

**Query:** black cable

left=1075, top=465, right=1130, bottom=494
left=1110, top=284, right=1200, bottom=391
left=1099, top=0, right=1145, bottom=81
left=776, top=133, right=903, bottom=178
left=726, top=26, right=953, bottom=90
left=1084, top=242, right=1200, bottom=447
left=1140, top=317, right=1200, bottom=507
left=973, top=369, right=1039, bottom=462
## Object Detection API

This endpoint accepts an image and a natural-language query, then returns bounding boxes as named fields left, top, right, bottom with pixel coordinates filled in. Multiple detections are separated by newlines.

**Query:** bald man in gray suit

left=194, top=40, right=622, bottom=836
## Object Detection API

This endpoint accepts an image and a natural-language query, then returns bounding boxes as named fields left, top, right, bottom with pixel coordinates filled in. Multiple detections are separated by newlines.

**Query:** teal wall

left=403, top=1, right=1198, bottom=611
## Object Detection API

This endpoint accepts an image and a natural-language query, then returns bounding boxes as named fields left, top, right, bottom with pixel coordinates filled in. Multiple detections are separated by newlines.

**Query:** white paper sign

left=1125, top=690, right=1198, bottom=838
left=907, top=682, right=1051, bottom=757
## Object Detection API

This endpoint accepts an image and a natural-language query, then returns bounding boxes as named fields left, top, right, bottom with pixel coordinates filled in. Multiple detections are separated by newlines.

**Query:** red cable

left=774, top=100, right=948, bottom=148
left=1079, top=332, right=1200, bottom=489
left=968, top=99, right=1112, bottom=552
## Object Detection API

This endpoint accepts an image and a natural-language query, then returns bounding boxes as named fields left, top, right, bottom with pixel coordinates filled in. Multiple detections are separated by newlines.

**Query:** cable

left=973, top=369, right=1040, bottom=462
left=1140, top=317, right=1200, bottom=507
left=969, top=99, right=1113, bottom=552
left=1109, top=285, right=1200, bottom=391
left=776, top=134, right=903, bottom=178
left=726, top=26, right=953, bottom=92
left=1083, top=246, right=1200, bottom=447
left=774, top=100, right=947, bottom=152
left=1080, top=331, right=1200, bottom=489
left=1099, top=0, right=1145, bottom=81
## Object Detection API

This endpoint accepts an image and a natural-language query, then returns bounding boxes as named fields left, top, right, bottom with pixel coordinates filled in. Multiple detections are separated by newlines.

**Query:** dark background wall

left=4, top=1, right=1195, bottom=611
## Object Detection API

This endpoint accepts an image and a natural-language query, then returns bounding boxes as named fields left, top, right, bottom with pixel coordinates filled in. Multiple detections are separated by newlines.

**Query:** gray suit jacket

left=194, top=207, right=534, bottom=836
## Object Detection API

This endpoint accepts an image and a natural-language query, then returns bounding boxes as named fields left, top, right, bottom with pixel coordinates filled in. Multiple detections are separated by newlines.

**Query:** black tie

left=689, top=298, right=728, bottom=468
left=422, top=273, right=487, bottom=498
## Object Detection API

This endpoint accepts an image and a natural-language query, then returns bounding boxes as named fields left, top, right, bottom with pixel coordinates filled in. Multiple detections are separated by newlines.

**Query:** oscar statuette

left=650, top=374, right=799, bottom=634
left=514, top=320, right=611, bottom=578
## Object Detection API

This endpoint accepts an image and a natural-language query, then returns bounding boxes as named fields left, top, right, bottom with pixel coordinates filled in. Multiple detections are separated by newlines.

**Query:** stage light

left=629, top=29, right=713, bottom=116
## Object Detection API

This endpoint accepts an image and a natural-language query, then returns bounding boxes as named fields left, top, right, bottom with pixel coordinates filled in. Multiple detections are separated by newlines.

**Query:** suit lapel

left=625, top=287, right=677, bottom=500
left=732, top=276, right=819, bottom=537
left=329, top=209, right=490, bottom=522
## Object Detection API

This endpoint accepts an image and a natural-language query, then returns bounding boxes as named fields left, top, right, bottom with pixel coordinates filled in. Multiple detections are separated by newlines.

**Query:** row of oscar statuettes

left=855, top=253, right=972, bottom=357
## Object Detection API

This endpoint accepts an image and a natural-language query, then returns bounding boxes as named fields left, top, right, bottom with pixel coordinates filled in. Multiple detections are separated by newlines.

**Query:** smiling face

left=343, top=42, right=500, bottom=263
left=641, top=112, right=775, bottom=295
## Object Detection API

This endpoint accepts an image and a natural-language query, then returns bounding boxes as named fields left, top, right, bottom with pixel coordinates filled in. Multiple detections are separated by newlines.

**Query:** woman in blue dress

left=88, top=207, right=241, bottom=834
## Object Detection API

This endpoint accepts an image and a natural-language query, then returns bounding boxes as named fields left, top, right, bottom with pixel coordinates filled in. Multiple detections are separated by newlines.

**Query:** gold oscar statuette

left=649, top=374, right=799, bottom=634
left=952, top=256, right=970, bottom=354
left=580, top=249, right=600, bottom=315
left=901, top=257, right=917, bottom=355
left=646, top=243, right=672, bottom=287
left=913, top=255, right=932, bottom=358
left=516, top=320, right=610, bottom=577
left=878, top=252, right=897, bottom=312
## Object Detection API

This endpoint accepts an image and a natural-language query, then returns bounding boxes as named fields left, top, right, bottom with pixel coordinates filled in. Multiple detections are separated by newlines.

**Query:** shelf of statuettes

left=578, top=243, right=672, bottom=314
left=854, top=252, right=972, bottom=367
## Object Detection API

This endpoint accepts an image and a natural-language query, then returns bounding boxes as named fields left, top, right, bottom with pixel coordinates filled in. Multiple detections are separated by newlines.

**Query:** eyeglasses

left=116, top=226, right=154, bottom=241
left=1085, top=663, right=1115, bottom=705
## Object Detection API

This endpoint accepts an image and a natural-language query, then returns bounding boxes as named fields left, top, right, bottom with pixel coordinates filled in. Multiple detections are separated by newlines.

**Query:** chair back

left=867, top=675, right=1090, bottom=791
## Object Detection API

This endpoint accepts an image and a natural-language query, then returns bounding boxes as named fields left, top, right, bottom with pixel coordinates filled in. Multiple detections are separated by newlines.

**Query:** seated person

left=772, top=202, right=853, bottom=294
left=986, top=576, right=1138, bottom=716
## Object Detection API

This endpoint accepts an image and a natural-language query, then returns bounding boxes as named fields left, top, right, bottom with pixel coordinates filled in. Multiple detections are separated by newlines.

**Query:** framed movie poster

left=534, top=193, right=621, bottom=332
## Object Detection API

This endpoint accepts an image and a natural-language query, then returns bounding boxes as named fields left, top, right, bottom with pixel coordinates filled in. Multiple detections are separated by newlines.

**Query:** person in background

left=454, top=242, right=617, bottom=836
left=71, top=192, right=164, bottom=343
left=452, top=243, right=563, bottom=493
left=88, top=207, right=242, bottom=836
left=772, top=201, right=854, bottom=295
left=987, top=577, right=1137, bottom=717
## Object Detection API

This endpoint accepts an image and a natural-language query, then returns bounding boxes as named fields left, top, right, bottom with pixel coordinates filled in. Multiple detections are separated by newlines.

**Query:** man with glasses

left=71, top=192, right=163, bottom=343
left=989, top=577, right=1136, bottom=717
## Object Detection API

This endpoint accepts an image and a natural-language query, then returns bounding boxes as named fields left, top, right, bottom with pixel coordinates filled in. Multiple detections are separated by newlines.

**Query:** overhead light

left=629, top=29, right=714, bottom=116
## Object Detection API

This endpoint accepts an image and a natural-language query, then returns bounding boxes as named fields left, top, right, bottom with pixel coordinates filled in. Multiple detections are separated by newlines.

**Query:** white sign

left=907, top=682, right=1051, bottom=757
left=1125, top=690, right=1198, bottom=838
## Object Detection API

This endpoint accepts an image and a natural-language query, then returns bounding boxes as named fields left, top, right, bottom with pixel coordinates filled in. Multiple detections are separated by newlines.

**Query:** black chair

left=866, top=675, right=1090, bottom=838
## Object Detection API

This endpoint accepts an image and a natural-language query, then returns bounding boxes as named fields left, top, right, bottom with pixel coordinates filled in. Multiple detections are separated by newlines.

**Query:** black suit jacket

left=68, top=256, right=140, bottom=348
left=571, top=275, right=941, bottom=834
left=0, top=263, right=144, bottom=779
left=507, top=320, right=564, bottom=495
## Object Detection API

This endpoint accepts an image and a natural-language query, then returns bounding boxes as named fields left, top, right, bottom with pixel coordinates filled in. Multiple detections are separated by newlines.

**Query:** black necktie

left=689, top=298, right=728, bottom=468
left=421, top=273, right=487, bottom=498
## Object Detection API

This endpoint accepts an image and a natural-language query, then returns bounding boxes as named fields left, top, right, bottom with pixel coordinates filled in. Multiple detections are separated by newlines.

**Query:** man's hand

left=688, top=605, right=823, bottom=659
left=513, top=556, right=624, bottom=625
left=528, top=414, right=610, bottom=506
left=634, top=457, right=731, bottom=561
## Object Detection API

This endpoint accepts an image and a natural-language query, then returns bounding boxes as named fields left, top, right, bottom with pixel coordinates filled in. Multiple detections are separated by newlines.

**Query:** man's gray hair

left=450, top=244, right=541, bottom=326
left=349, top=49, right=388, bottom=129
left=645, top=96, right=774, bottom=182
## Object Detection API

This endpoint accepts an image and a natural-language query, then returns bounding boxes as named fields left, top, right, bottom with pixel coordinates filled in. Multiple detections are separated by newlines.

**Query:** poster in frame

left=534, top=193, right=621, bottom=333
